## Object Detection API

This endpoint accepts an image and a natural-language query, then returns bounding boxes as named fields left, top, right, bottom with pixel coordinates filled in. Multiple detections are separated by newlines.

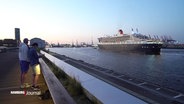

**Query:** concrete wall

left=41, top=51, right=147, bottom=104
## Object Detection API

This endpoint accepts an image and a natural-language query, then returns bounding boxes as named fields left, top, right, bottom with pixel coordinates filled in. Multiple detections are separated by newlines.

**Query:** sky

left=0, top=0, right=184, bottom=44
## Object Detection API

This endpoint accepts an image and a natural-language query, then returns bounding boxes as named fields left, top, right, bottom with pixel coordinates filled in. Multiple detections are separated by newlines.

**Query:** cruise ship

left=98, top=29, right=163, bottom=55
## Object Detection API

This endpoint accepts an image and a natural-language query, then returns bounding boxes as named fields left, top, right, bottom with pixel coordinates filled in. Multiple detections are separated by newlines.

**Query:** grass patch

left=42, top=56, right=97, bottom=104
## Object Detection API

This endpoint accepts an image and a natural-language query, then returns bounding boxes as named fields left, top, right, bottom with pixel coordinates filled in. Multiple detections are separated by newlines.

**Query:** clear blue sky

left=0, top=0, right=184, bottom=44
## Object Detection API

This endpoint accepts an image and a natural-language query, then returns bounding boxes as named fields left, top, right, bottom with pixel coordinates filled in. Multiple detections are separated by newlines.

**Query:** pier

left=1, top=48, right=183, bottom=104
left=42, top=50, right=184, bottom=104
left=41, top=51, right=147, bottom=104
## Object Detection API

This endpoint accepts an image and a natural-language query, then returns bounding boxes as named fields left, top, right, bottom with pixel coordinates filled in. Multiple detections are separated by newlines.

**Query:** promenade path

left=0, top=49, right=53, bottom=104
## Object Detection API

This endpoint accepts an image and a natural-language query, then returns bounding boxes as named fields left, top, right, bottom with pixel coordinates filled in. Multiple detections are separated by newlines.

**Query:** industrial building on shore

left=0, top=28, right=20, bottom=47
left=0, top=28, right=46, bottom=49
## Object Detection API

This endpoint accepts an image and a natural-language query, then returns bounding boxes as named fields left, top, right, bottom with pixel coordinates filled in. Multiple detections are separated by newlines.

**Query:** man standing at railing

left=19, top=38, right=30, bottom=88
left=28, top=43, right=41, bottom=90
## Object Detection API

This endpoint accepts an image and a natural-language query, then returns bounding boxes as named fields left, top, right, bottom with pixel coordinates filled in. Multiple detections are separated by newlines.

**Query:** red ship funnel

left=119, top=29, right=123, bottom=35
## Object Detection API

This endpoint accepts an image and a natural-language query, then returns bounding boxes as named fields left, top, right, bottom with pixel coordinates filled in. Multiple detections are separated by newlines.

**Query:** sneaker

left=32, top=85, right=40, bottom=90
left=20, top=83, right=31, bottom=89
left=24, top=83, right=31, bottom=88
left=20, top=85, right=25, bottom=89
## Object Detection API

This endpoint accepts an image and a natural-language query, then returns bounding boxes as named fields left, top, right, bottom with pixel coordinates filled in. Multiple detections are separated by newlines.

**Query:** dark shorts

left=20, top=61, right=30, bottom=73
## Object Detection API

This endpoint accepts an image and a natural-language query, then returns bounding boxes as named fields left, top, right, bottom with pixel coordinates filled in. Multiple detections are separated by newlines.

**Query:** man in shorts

left=19, top=38, right=30, bottom=88
left=28, top=43, right=41, bottom=90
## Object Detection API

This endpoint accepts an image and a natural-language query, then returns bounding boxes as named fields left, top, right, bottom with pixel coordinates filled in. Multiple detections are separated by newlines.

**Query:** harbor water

left=47, top=47, right=184, bottom=93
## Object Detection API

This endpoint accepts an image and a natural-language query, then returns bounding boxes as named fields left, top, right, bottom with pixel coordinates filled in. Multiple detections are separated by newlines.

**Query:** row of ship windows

left=100, top=42, right=161, bottom=44
left=142, top=46, right=155, bottom=48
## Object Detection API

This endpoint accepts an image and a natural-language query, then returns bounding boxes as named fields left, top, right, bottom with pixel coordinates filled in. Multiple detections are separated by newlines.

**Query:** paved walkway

left=0, top=49, right=53, bottom=104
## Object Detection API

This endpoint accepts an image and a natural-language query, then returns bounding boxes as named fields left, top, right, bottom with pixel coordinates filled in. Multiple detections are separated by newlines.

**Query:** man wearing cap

left=19, top=38, right=30, bottom=88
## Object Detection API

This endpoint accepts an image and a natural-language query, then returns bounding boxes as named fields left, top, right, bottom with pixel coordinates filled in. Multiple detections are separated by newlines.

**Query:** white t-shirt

left=19, top=43, right=29, bottom=62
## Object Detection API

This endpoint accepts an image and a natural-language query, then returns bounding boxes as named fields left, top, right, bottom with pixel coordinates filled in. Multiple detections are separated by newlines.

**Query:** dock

left=1, top=48, right=183, bottom=104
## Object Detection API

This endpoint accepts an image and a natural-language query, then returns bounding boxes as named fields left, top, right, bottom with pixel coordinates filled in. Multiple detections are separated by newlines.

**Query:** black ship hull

left=98, top=43, right=162, bottom=55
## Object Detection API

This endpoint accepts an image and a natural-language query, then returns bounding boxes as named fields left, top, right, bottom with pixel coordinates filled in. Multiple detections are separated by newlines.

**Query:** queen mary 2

left=98, top=29, right=163, bottom=55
